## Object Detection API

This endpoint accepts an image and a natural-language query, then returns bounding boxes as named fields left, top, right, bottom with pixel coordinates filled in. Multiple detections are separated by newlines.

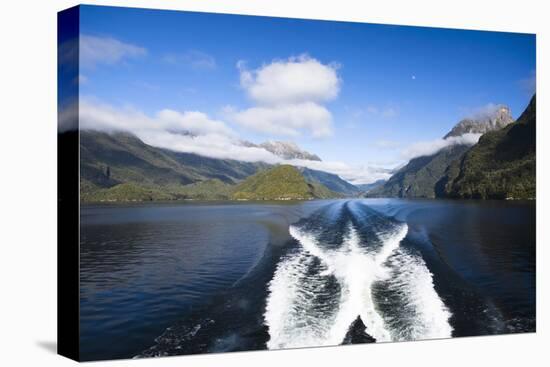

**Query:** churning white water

left=376, top=247, right=454, bottom=341
left=264, top=219, right=452, bottom=349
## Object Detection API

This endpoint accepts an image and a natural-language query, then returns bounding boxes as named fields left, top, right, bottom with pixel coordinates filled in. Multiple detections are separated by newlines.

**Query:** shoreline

left=80, top=196, right=536, bottom=205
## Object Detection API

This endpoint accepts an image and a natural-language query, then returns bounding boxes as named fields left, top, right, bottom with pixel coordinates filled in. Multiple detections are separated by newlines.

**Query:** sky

left=66, top=5, right=536, bottom=184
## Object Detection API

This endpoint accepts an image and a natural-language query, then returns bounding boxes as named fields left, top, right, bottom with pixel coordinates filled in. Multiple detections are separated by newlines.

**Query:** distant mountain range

left=298, top=167, right=360, bottom=196
left=250, top=140, right=322, bottom=161
left=79, top=130, right=354, bottom=202
left=355, top=179, right=388, bottom=194
left=369, top=95, right=535, bottom=199
left=80, top=129, right=266, bottom=185
left=78, top=94, right=535, bottom=203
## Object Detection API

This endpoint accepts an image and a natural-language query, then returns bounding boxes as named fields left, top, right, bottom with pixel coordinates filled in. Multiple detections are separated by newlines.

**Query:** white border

left=1, top=1, right=547, bottom=367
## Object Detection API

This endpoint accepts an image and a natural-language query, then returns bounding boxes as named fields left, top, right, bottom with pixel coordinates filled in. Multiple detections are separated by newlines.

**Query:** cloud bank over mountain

left=77, top=98, right=389, bottom=184
left=400, top=133, right=482, bottom=160
left=399, top=103, right=514, bottom=160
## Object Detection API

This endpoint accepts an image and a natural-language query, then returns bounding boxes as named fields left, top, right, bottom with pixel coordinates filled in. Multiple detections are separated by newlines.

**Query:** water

left=79, top=199, right=535, bottom=361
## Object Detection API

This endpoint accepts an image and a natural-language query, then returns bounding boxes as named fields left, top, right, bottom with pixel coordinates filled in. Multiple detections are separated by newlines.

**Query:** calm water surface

left=79, top=199, right=535, bottom=361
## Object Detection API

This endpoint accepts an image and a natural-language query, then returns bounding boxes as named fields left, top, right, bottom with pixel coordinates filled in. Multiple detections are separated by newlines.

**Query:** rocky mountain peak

left=259, top=141, right=321, bottom=161
left=239, top=139, right=322, bottom=161
left=444, top=105, right=513, bottom=139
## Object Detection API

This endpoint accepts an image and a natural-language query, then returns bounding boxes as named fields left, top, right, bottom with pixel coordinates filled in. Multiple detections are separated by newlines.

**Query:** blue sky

left=74, top=5, right=535, bottom=183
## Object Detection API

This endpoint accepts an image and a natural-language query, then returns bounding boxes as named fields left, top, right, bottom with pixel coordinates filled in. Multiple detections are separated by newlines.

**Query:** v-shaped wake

left=264, top=202, right=452, bottom=349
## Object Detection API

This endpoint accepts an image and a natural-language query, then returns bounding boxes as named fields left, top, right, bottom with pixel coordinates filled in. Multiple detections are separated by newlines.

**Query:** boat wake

left=264, top=201, right=452, bottom=349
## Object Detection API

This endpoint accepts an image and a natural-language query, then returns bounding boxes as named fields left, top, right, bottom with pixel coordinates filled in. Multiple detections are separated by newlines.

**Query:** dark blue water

left=79, top=199, right=535, bottom=361
left=79, top=201, right=326, bottom=360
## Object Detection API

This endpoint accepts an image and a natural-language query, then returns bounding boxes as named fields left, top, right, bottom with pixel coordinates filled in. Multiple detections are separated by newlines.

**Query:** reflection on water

left=79, top=201, right=326, bottom=360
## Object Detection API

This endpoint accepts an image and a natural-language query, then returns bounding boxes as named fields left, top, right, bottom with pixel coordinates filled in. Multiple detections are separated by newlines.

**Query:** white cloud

left=401, top=133, right=481, bottom=160
left=78, top=98, right=277, bottom=163
left=227, top=102, right=333, bottom=138
left=238, top=55, right=340, bottom=105
left=163, top=50, right=216, bottom=70
left=80, top=34, right=146, bottom=69
left=157, top=109, right=235, bottom=137
left=231, top=55, right=340, bottom=138
left=141, top=131, right=280, bottom=163
left=287, top=159, right=392, bottom=185
left=77, top=99, right=388, bottom=184
left=79, top=98, right=235, bottom=138
left=468, top=103, right=508, bottom=120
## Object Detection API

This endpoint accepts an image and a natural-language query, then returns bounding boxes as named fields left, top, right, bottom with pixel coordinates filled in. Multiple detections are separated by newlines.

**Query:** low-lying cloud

left=466, top=103, right=509, bottom=121
left=79, top=99, right=234, bottom=137
left=288, top=160, right=393, bottom=185
left=401, top=133, right=481, bottom=160
left=79, top=98, right=277, bottom=163
left=76, top=99, right=387, bottom=184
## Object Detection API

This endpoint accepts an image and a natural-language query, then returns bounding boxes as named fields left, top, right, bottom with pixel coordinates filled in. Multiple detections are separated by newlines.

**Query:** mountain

left=80, top=130, right=267, bottom=201
left=444, top=105, right=514, bottom=138
left=444, top=95, right=535, bottom=199
left=355, top=179, right=387, bottom=194
left=241, top=140, right=321, bottom=161
left=81, top=182, right=175, bottom=202
left=368, top=104, right=514, bottom=198
left=80, top=130, right=352, bottom=202
left=298, top=167, right=360, bottom=196
left=232, top=165, right=338, bottom=200
left=81, top=130, right=268, bottom=187
left=368, top=145, right=471, bottom=198
left=259, top=141, right=322, bottom=161
left=249, top=141, right=359, bottom=195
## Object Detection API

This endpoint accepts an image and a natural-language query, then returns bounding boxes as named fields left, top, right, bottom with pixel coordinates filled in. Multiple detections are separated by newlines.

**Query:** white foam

left=325, top=225, right=395, bottom=343
left=380, top=248, right=454, bottom=340
left=264, top=250, right=338, bottom=349
left=266, top=222, right=410, bottom=348
left=265, top=215, right=452, bottom=349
